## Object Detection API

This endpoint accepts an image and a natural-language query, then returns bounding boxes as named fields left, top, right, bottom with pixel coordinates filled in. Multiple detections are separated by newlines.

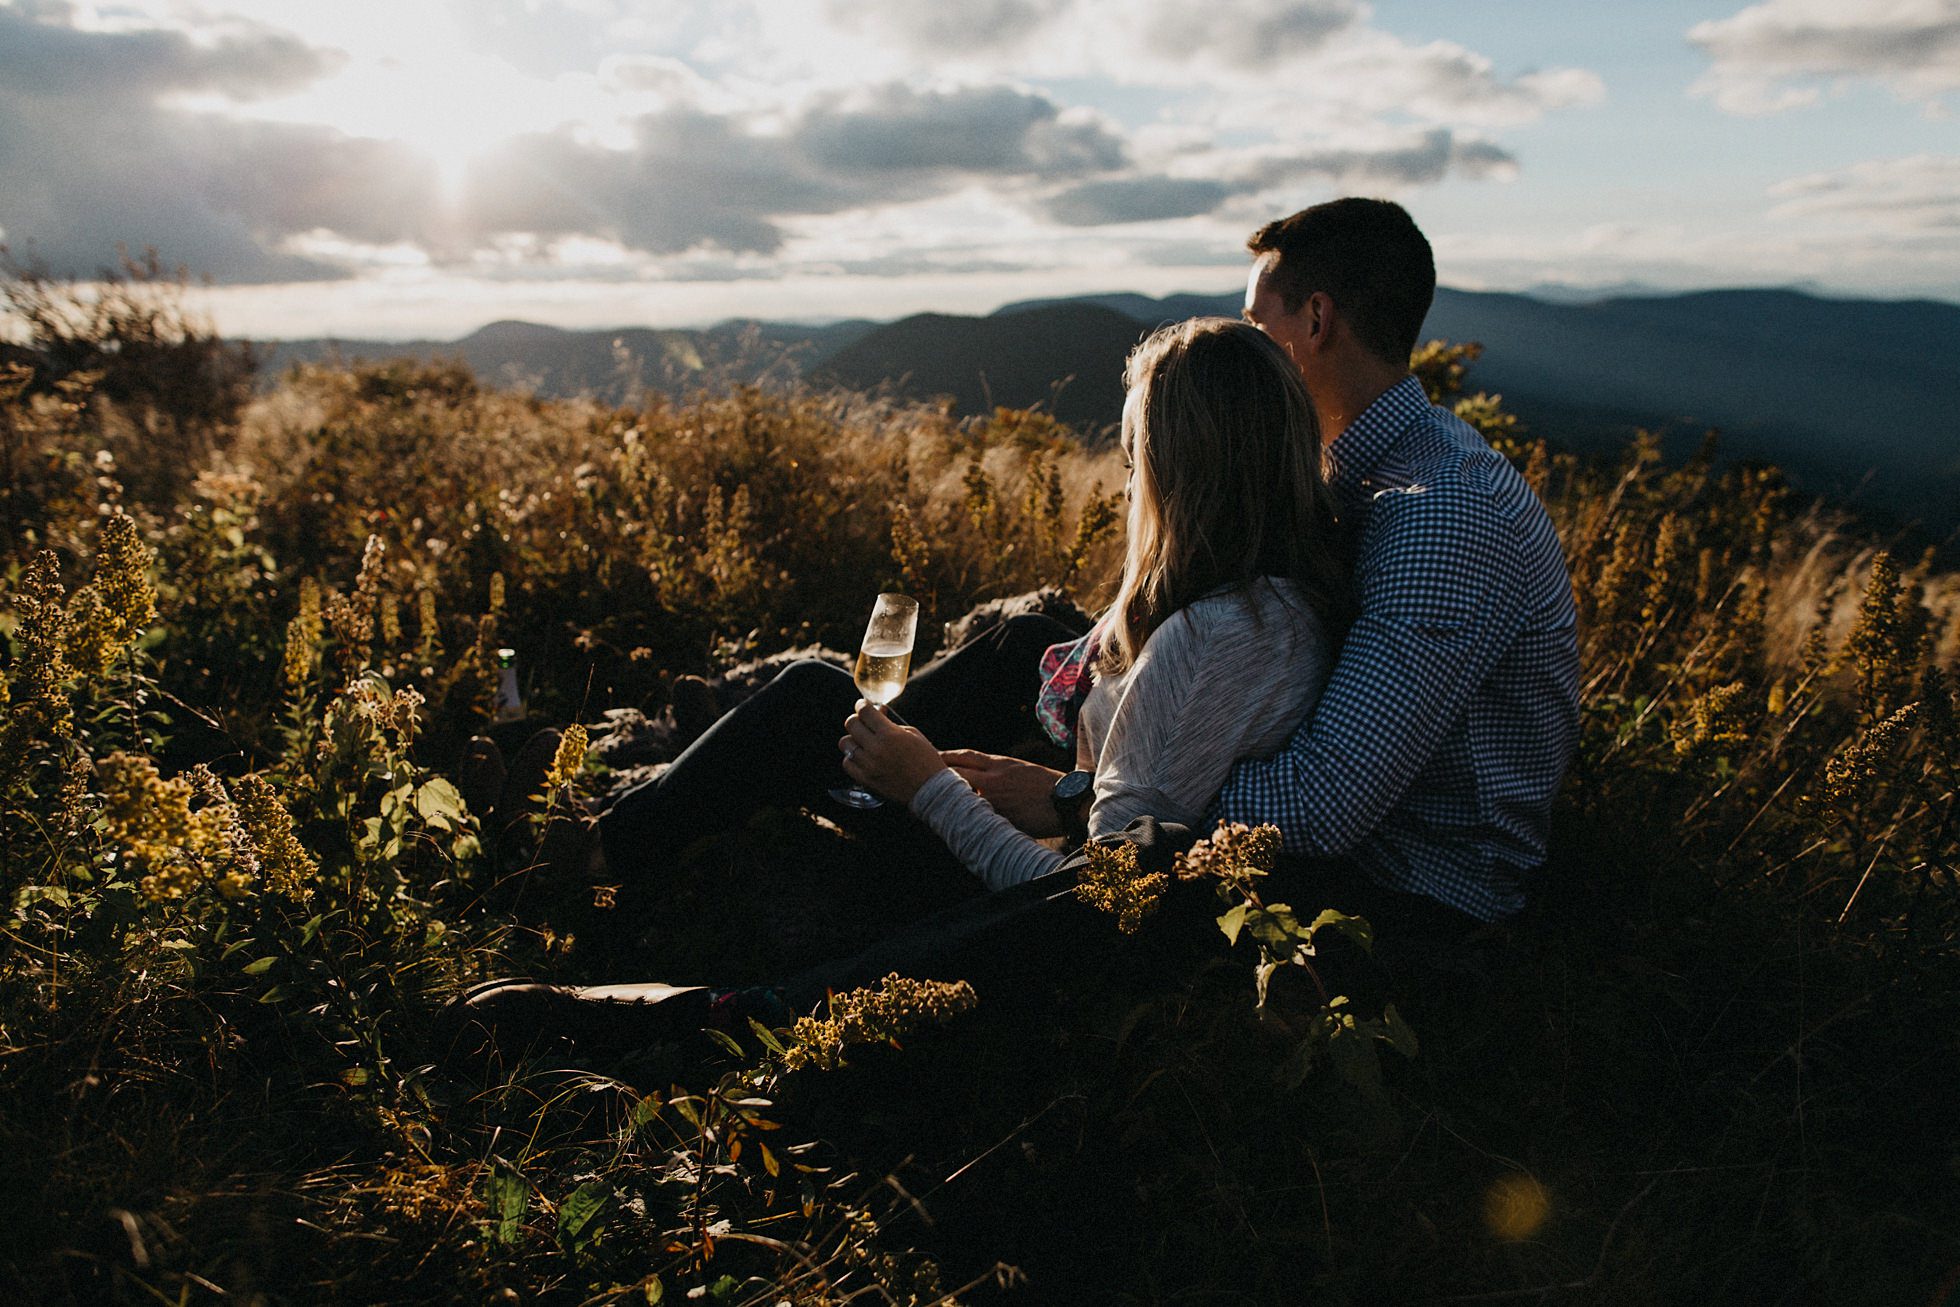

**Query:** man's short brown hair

left=1247, top=198, right=1435, bottom=368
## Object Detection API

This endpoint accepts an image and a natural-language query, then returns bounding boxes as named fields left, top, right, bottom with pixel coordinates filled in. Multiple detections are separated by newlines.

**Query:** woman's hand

left=939, top=750, right=1066, bottom=837
left=840, top=702, right=947, bottom=805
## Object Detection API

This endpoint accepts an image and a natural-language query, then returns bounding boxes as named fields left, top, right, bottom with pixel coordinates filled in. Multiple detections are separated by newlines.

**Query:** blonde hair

left=1099, top=317, right=1349, bottom=674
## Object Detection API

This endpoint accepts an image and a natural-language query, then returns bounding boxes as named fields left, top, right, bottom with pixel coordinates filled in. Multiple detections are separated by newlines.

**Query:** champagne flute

left=830, top=592, right=920, bottom=810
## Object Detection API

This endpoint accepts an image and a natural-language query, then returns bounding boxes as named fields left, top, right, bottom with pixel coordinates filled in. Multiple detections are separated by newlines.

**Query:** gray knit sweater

left=909, top=578, right=1332, bottom=890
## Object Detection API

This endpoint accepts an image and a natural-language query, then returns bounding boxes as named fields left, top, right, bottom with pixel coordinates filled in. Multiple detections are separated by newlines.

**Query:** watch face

left=1053, top=769, right=1095, bottom=805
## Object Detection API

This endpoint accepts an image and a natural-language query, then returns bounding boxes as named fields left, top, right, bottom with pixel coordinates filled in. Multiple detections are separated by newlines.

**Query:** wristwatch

left=1050, top=769, right=1095, bottom=846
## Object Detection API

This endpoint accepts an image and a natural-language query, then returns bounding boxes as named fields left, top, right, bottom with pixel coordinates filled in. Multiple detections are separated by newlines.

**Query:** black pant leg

left=892, top=612, right=1081, bottom=760
left=598, top=659, right=862, bottom=878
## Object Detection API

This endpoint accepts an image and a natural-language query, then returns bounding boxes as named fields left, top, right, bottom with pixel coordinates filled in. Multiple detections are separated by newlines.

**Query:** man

left=442, top=199, right=1578, bottom=1067
left=958, top=198, right=1578, bottom=925
left=1220, top=197, right=1578, bottom=923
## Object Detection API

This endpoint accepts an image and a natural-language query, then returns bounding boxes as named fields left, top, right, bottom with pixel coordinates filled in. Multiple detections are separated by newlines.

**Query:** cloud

left=0, top=1, right=1590, bottom=288
left=795, top=83, right=1124, bottom=177
left=1043, top=129, right=1516, bottom=226
left=0, top=2, right=339, bottom=101
left=459, top=83, right=1129, bottom=256
left=821, top=0, right=1064, bottom=56
left=1768, top=155, right=1960, bottom=237
left=0, top=5, right=426, bottom=280
left=1044, top=177, right=1236, bottom=226
left=1690, top=0, right=1960, bottom=114
left=1136, top=0, right=1361, bottom=71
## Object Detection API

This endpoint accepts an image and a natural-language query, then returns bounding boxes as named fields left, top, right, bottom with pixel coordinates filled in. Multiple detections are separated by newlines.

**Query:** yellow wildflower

left=415, top=588, right=442, bottom=662
left=99, top=753, right=231, bottom=900
left=780, top=974, right=978, bottom=1072
left=379, top=592, right=402, bottom=648
left=1670, top=682, right=1751, bottom=759
left=1820, top=703, right=1920, bottom=813
left=8, top=552, right=73, bottom=738
left=64, top=586, right=122, bottom=679
left=543, top=723, right=589, bottom=794
left=1072, top=838, right=1167, bottom=934
left=327, top=535, right=386, bottom=675
left=94, top=510, right=157, bottom=646
left=232, top=773, right=317, bottom=897
left=283, top=577, right=324, bottom=693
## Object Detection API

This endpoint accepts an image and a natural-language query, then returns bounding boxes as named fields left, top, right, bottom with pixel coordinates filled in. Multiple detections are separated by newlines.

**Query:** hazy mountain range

left=262, top=286, right=1960, bottom=539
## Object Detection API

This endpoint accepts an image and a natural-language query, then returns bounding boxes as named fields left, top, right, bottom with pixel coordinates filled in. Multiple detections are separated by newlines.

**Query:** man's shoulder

left=1372, top=410, right=1548, bottom=534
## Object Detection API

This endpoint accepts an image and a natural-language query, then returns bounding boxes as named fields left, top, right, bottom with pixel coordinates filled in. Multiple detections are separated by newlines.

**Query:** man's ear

left=1303, top=291, right=1335, bottom=353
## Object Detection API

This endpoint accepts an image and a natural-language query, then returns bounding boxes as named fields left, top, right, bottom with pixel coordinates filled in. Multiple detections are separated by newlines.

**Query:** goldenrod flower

left=543, top=723, right=588, bottom=794
left=7, top=552, right=73, bottom=739
left=1821, top=703, right=1920, bottom=812
left=283, top=577, right=324, bottom=693
left=415, top=588, right=442, bottom=663
left=1073, top=838, right=1167, bottom=934
left=781, top=974, right=978, bottom=1072
left=94, top=510, right=157, bottom=647
left=379, top=593, right=402, bottom=648
left=1670, top=682, right=1751, bottom=759
left=232, top=773, right=317, bottom=898
left=64, top=585, right=122, bottom=680
left=99, top=752, right=231, bottom=900
left=327, top=535, right=386, bottom=675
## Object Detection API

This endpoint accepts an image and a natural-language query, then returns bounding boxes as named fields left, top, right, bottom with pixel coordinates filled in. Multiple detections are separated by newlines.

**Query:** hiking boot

left=434, top=977, right=791, bottom=1076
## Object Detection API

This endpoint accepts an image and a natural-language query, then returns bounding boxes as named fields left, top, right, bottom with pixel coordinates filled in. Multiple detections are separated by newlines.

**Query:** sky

left=2, top=0, right=1957, bottom=339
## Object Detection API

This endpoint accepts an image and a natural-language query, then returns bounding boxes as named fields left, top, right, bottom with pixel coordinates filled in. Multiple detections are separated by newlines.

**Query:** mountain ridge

left=256, top=285, right=1960, bottom=537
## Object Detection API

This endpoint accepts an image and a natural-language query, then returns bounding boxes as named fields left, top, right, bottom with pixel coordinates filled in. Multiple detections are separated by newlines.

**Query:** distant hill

left=256, top=284, right=1960, bottom=538
left=813, top=303, right=1149, bottom=429
left=994, top=286, right=1960, bottom=538
left=1417, top=288, right=1960, bottom=535
left=262, top=317, right=875, bottom=401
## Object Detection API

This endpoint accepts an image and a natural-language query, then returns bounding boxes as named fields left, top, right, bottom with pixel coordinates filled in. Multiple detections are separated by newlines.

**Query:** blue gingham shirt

left=1213, top=375, right=1580, bottom=922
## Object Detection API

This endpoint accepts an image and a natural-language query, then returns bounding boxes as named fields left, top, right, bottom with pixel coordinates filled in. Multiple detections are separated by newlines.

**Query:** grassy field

left=2, top=268, right=1957, bottom=1304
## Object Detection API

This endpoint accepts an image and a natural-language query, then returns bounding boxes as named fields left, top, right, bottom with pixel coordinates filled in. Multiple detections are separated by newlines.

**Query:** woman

left=836, top=316, right=1347, bottom=888
left=444, top=318, right=1350, bottom=1067
left=594, top=316, right=1347, bottom=891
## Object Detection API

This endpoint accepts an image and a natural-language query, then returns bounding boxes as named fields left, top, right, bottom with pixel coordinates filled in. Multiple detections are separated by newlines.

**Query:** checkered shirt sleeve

left=1213, top=378, right=1580, bottom=922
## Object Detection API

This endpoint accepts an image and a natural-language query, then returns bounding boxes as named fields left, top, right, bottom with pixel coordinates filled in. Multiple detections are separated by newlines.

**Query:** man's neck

left=1313, top=363, right=1409, bottom=447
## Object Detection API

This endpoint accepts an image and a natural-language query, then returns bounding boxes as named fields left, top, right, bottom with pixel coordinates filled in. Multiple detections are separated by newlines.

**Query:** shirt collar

left=1324, top=374, right=1430, bottom=508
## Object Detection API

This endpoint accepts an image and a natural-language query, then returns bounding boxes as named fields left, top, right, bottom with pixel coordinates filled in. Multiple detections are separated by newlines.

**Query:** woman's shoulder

left=1149, top=578, right=1326, bottom=655
left=1182, top=577, right=1323, bottom=629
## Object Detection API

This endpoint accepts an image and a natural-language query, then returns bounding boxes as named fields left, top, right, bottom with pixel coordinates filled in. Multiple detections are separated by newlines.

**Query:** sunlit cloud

left=1769, top=155, right=1960, bottom=248
left=0, top=0, right=1599, bottom=298
left=1690, top=0, right=1960, bottom=115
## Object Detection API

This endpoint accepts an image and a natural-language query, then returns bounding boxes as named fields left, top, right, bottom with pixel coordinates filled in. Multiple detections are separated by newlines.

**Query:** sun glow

left=197, top=5, right=615, bottom=201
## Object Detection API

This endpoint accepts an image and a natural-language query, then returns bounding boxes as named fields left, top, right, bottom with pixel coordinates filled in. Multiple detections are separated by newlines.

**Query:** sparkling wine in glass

left=831, top=592, right=920, bottom=810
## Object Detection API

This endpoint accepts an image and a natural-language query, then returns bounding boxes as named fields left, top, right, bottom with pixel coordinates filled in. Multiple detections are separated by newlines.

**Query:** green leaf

left=705, top=1027, right=745, bottom=1058
left=1216, top=903, right=1249, bottom=945
left=1381, top=1003, right=1419, bottom=1059
left=484, top=1163, right=527, bottom=1247
left=240, top=956, right=277, bottom=975
left=1247, top=904, right=1303, bottom=949
left=1326, top=1017, right=1382, bottom=1092
left=555, top=1181, right=612, bottom=1253
left=415, top=777, right=464, bottom=830
left=1308, top=908, right=1375, bottom=954
left=258, top=984, right=294, bottom=1004
left=747, top=1018, right=785, bottom=1055
left=643, top=1276, right=665, bottom=1305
